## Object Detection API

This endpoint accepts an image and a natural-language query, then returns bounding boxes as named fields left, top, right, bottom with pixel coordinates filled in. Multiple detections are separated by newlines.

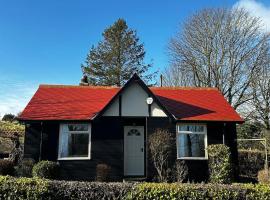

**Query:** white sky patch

left=0, top=77, right=37, bottom=119
left=234, top=0, right=270, bottom=32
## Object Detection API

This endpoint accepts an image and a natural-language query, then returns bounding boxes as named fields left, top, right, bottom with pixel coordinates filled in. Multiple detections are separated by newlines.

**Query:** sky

left=0, top=0, right=270, bottom=117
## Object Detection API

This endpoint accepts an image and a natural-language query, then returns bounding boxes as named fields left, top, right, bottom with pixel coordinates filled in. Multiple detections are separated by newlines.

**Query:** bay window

left=176, top=124, right=207, bottom=159
left=58, top=124, right=91, bottom=160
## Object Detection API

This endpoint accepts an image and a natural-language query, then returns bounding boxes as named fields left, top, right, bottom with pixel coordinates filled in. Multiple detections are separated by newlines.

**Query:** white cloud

left=0, top=77, right=37, bottom=119
left=234, top=0, right=270, bottom=32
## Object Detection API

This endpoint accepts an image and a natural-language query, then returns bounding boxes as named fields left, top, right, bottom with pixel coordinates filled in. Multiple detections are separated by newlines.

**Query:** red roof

left=19, top=85, right=243, bottom=122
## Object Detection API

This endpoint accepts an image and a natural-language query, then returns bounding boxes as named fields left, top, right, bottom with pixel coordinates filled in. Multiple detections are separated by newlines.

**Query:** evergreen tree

left=82, top=19, right=155, bottom=86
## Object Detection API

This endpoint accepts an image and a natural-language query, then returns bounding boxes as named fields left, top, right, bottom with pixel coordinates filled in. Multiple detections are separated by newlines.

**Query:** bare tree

left=250, top=53, right=270, bottom=130
left=148, top=129, right=173, bottom=182
left=165, top=8, right=270, bottom=109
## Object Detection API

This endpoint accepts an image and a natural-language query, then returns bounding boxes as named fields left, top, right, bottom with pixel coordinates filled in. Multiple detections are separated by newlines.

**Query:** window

left=58, top=124, right=91, bottom=160
left=176, top=124, right=207, bottom=159
left=127, top=129, right=141, bottom=136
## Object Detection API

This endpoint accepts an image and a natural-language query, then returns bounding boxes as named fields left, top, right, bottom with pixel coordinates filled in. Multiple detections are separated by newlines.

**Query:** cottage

left=19, top=74, right=243, bottom=181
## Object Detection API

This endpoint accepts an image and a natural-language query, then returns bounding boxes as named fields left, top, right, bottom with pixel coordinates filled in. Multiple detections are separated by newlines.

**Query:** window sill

left=58, top=157, right=91, bottom=161
left=177, top=157, right=208, bottom=160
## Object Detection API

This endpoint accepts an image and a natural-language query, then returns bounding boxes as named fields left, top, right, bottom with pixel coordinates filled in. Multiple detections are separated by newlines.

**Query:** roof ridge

left=150, top=86, right=219, bottom=90
left=39, top=84, right=120, bottom=89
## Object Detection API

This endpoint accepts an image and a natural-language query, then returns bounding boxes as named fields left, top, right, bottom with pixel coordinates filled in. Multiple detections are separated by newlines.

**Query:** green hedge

left=238, top=150, right=265, bottom=179
left=1, top=176, right=270, bottom=199
left=127, top=183, right=270, bottom=200
left=208, top=144, right=233, bottom=184
left=0, top=176, right=133, bottom=200
left=32, top=160, right=59, bottom=179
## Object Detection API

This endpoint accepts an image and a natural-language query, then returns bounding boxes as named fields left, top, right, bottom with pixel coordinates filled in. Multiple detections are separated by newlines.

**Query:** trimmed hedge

left=32, top=160, right=59, bottom=179
left=1, top=176, right=270, bottom=199
left=208, top=144, right=233, bottom=184
left=0, top=176, right=134, bottom=200
left=238, top=150, right=265, bottom=178
left=127, top=183, right=270, bottom=200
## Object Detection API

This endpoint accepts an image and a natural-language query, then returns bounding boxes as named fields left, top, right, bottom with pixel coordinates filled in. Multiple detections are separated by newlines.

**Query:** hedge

left=1, top=176, right=270, bottom=199
left=127, top=183, right=270, bottom=200
left=238, top=150, right=265, bottom=178
left=208, top=144, right=233, bottom=184
left=0, top=176, right=134, bottom=200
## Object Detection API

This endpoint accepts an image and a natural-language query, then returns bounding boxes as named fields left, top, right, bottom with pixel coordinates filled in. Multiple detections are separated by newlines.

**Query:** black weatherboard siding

left=23, top=118, right=239, bottom=182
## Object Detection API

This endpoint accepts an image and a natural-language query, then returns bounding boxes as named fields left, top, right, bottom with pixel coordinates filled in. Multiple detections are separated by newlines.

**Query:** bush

left=0, top=159, right=14, bottom=175
left=148, top=129, right=174, bottom=182
left=0, top=176, right=133, bottom=200
left=96, top=163, right=111, bottom=182
left=32, top=160, right=59, bottom=179
left=258, top=169, right=270, bottom=183
left=16, top=158, right=35, bottom=177
left=173, top=160, right=188, bottom=183
left=0, top=176, right=48, bottom=199
left=208, top=144, right=233, bottom=184
left=127, top=182, right=270, bottom=200
left=1, top=176, right=270, bottom=199
left=238, top=150, right=265, bottom=179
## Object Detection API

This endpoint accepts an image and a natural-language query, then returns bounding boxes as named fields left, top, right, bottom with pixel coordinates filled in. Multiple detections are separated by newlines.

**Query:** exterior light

left=146, top=97, right=153, bottom=105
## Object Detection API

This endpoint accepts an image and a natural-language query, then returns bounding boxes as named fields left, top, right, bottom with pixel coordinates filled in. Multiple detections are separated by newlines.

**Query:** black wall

left=23, top=118, right=238, bottom=182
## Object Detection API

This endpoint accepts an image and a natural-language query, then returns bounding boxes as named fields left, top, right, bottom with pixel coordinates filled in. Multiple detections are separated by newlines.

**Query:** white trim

left=176, top=123, right=208, bottom=160
left=58, top=123, right=91, bottom=160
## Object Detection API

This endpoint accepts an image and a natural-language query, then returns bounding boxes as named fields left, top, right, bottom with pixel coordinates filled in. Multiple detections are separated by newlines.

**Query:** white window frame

left=176, top=123, right=208, bottom=160
left=58, top=123, right=91, bottom=160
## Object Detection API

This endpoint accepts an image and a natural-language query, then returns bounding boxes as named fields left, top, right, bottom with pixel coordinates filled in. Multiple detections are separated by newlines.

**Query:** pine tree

left=82, top=19, right=155, bottom=86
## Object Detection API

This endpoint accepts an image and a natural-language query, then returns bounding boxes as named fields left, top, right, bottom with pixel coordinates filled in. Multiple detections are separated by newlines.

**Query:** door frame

left=123, top=125, right=145, bottom=176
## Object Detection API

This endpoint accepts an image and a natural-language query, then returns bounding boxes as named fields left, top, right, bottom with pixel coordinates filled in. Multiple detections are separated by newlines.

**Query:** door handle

left=141, top=148, right=144, bottom=152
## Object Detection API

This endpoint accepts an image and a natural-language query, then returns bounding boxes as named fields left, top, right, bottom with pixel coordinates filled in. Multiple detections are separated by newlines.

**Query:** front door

left=124, top=126, right=144, bottom=176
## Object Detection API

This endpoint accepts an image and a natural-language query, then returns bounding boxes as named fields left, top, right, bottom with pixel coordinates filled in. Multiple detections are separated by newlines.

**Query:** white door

left=124, top=126, right=144, bottom=176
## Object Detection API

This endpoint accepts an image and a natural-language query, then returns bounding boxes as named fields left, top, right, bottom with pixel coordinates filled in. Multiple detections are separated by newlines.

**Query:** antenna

left=160, top=74, right=163, bottom=87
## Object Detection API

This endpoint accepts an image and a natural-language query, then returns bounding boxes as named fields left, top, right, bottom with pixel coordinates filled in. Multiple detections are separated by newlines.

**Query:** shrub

left=16, top=158, right=35, bottom=177
left=258, top=169, right=270, bottom=183
left=148, top=129, right=174, bottom=182
left=49, top=180, right=134, bottom=199
left=208, top=144, right=233, bottom=184
left=0, top=176, right=49, bottom=199
left=1, top=176, right=270, bottom=199
left=0, top=176, right=134, bottom=200
left=173, top=160, right=188, bottom=183
left=96, top=163, right=111, bottom=182
left=0, top=159, right=14, bottom=175
left=238, top=150, right=265, bottom=179
left=32, top=160, right=59, bottom=179
left=127, top=182, right=270, bottom=200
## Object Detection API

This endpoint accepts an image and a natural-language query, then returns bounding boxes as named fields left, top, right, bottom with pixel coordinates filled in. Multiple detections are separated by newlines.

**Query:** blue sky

left=0, top=0, right=270, bottom=117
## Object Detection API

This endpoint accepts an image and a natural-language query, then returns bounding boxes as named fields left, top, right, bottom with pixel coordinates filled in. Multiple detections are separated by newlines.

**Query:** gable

left=19, top=74, right=243, bottom=123
left=103, top=82, right=167, bottom=117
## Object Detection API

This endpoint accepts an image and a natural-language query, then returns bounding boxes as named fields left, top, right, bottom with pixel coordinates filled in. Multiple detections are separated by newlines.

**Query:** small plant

left=96, top=163, right=111, bottom=182
left=16, top=158, right=35, bottom=177
left=32, top=160, right=59, bottom=179
left=0, top=159, right=14, bottom=175
left=208, top=144, right=233, bottom=184
left=174, top=160, right=188, bottom=182
left=257, top=168, right=270, bottom=183
left=148, top=129, right=173, bottom=182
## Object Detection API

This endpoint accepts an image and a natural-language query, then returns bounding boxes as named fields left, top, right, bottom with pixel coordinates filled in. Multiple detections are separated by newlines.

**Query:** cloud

left=234, top=0, right=270, bottom=32
left=0, top=77, right=37, bottom=119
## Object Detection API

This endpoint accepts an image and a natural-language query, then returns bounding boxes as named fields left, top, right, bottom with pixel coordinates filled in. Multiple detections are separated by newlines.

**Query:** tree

left=165, top=8, right=270, bottom=109
left=82, top=19, right=155, bottom=86
left=2, top=114, right=15, bottom=122
left=250, top=58, right=270, bottom=130
left=148, top=129, right=173, bottom=182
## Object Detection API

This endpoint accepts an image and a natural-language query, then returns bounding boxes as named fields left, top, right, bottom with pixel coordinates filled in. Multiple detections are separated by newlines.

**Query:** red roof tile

left=19, top=84, right=243, bottom=122
left=151, top=87, right=243, bottom=122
